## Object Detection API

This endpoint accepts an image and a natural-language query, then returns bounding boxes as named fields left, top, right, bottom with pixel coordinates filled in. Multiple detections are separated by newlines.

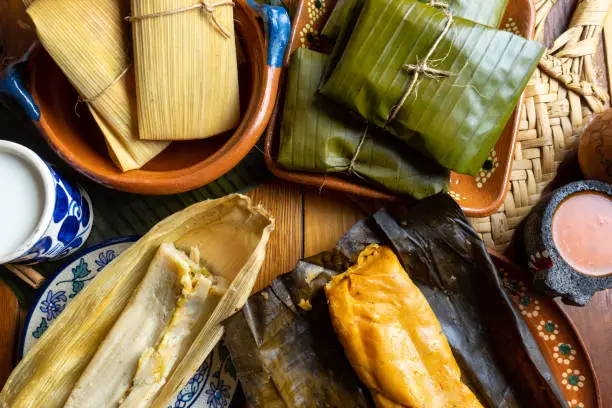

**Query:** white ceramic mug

left=0, top=140, right=93, bottom=264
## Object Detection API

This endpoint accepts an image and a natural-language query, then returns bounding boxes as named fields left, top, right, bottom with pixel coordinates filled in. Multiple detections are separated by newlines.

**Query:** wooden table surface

left=1, top=0, right=611, bottom=407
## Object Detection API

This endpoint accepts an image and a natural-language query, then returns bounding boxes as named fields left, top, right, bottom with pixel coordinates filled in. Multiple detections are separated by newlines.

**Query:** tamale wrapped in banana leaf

left=0, top=195, right=274, bottom=408
left=322, top=0, right=509, bottom=39
left=224, top=195, right=566, bottom=408
left=326, top=244, right=484, bottom=407
left=278, top=48, right=449, bottom=199
left=25, top=0, right=169, bottom=171
left=320, top=0, right=544, bottom=175
left=129, top=0, right=240, bottom=140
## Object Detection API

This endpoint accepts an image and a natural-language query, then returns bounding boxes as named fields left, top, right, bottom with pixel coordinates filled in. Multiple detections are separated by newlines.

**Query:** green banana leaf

left=322, top=0, right=509, bottom=39
left=321, top=0, right=362, bottom=39
left=224, top=195, right=567, bottom=407
left=320, top=0, right=544, bottom=175
left=277, top=48, right=449, bottom=199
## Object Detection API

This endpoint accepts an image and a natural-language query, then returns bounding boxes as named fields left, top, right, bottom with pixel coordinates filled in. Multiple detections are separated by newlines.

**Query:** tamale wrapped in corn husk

left=130, top=0, right=240, bottom=140
left=0, top=194, right=274, bottom=408
left=322, top=0, right=510, bottom=39
left=278, top=48, right=449, bottom=199
left=320, top=0, right=544, bottom=175
left=65, top=243, right=227, bottom=408
left=25, top=0, right=169, bottom=171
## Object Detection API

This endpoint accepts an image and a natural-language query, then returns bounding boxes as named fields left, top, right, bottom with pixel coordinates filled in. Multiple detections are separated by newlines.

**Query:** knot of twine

left=346, top=126, right=370, bottom=176
left=386, top=12, right=454, bottom=124
left=125, top=0, right=235, bottom=39
left=74, top=64, right=131, bottom=116
left=345, top=0, right=452, bottom=180
left=78, top=64, right=130, bottom=105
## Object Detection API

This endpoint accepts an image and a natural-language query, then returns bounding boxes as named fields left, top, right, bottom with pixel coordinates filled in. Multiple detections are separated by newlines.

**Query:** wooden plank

left=561, top=293, right=612, bottom=408
left=303, top=189, right=364, bottom=257
left=0, top=281, right=18, bottom=388
left=605, top=1, right=612, bottom=94
left=246, top=181, right=303, bottom=292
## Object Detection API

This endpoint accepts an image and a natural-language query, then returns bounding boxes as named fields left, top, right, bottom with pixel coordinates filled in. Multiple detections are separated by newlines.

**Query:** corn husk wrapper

left=25, top=0, right=169, bottom=171
left=320, top=0, right=544, bottom=176
left=322, top=0, right=510, bottom=39
left=65, top=243, right=224, bottom=408
left=130, top=0, right=240, bottom=140
left=278, top=48, right=449, bottom=199
left=0, top=194, right=274, bottom=408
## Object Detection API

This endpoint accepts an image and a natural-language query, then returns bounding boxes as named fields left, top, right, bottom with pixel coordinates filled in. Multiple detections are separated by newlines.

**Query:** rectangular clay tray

left=264, top=0, right=536, bottom=217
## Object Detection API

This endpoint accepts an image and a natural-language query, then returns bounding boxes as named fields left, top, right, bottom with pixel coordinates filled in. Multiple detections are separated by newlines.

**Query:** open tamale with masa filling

left=24, top=0, right=169, bottom=171
left=224, top=195, right=566, bottom=408
left=129, top=0, right=240, bottom=140
left=0, top=194, right=274, bottom=408
left=326, top=244, right=484, bottom=407
left=278, top=47, right=449, bottom=199
left=320, top=0, right=544, bottom=176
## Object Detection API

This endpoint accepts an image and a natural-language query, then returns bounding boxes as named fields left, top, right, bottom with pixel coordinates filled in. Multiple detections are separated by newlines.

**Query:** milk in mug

left=0, top=151, right=47, bottom=260
left=0, top=141, right=93, bottom=264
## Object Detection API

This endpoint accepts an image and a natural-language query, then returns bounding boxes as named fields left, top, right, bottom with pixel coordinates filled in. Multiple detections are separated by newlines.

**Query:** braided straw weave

left=469, top=0, right=610, bottom=251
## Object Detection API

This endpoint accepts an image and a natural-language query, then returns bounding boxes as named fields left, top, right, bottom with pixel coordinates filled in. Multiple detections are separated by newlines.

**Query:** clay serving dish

left=1, top=0, right=290, bottom=195
left=490, top=251, right=601, bottom=408
left=264, top=0, right=536, bottom=217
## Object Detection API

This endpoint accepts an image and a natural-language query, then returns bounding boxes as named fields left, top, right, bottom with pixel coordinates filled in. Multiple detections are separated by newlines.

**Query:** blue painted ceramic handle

left=247, top=0, right=291, bottom=68
left=0, top=45, right=40, bottom=122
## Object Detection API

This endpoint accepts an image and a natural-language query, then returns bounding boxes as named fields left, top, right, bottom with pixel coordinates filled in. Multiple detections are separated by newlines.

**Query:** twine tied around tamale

left=345, top=126, right=370, bottom=177
left=125, top=0, right=235, bottom=39
left=78, top=65, right=130, bottom=104
left=386, top=11, right=454, bottom=124
left=343, top=0, right=454, bottom=182
left=74, top=64, right=131, bottom=116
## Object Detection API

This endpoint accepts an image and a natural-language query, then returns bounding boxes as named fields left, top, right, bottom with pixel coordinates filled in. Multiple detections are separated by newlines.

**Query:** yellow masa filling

left=119, top=244, right=228, bottom=408
left=325, top=245, right=483, bottom=408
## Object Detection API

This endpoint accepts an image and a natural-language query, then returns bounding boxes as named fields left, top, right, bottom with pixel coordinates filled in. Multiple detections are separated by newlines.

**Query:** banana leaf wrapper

left=321, top=0, right=509, bottom=39
left=320, top=0, right=544, bottom=175
left=0, top=194, right=274, bottom=408
left=224, top=195, right=566, bottom=408
left=278, top=48, right=449, bottom=199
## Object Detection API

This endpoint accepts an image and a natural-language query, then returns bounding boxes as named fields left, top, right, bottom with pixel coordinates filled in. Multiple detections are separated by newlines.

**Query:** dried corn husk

left=25, top=0, right=169, bottom=171
left=65, top=243, right=225, bottom=408
left=130, top=0, right=240, bottom=140
left=0, top=194, right=274, bottom=408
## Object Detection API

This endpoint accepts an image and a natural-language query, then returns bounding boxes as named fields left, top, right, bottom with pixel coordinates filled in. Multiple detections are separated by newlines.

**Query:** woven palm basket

left=469, top=0, right=611, bottom=251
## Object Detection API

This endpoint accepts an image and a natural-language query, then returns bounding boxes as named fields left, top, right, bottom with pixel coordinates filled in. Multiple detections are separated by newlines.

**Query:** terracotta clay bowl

left=265, top=0, right=536, bottom=217
left=3, top=0, right=290, bottom=195
left=489, top=251, right=601, bottom=408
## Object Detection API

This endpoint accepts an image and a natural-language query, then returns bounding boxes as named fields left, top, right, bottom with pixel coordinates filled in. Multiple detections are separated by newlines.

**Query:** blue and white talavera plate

left=21, top=237, right=238, bottom=408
